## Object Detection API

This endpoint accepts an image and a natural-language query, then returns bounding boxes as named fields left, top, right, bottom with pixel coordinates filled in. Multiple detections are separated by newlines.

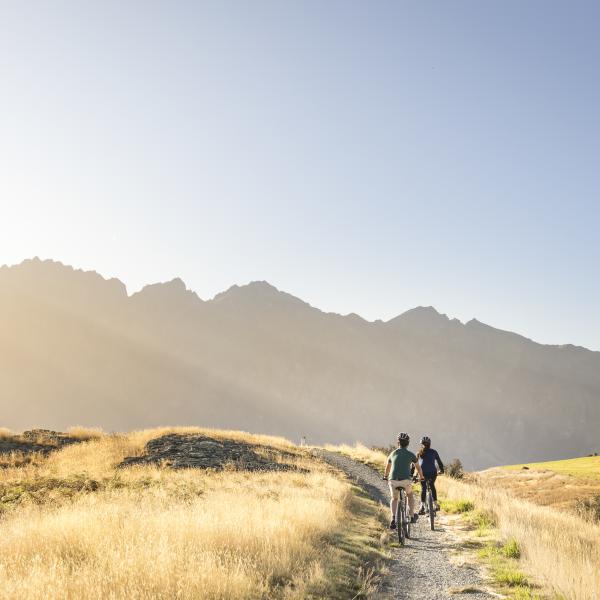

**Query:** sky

left=1, top=1, right=599, bottom=349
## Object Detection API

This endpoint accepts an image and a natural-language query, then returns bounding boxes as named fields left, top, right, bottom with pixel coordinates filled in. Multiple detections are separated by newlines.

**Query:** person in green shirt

left=383, top=432, right=424, bottom=530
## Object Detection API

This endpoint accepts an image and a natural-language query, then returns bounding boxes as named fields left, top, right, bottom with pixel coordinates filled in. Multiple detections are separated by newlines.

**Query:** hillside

left=479, top=455, right=600, bottom=511
left=0, top=426, right=385, bottom=599
left=1, top=258, right=600, bottom=469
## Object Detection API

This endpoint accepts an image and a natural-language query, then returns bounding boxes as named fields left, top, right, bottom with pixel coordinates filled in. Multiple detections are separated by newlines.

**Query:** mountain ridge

left=1, top=257, right=599, bottom=469
left=4, top=257, right=594, bottom=354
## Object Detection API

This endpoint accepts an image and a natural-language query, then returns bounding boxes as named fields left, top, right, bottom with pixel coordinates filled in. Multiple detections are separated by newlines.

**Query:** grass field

left=467, top=454, right=600, bottom=596
left=479, top=455, right=600, bottom=511
left=0, top=427, right=387, bottom=600
left=439, top=470, right=600, bottom=600
left=500, top=455, right=600, bottom=479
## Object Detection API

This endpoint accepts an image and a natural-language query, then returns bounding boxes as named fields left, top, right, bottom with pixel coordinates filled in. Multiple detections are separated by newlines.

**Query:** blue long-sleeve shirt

left=419, top=448, right=444, bottom=477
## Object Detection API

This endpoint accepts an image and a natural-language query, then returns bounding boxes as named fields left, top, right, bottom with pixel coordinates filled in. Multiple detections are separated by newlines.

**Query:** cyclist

left=417, top=436, right=444, bottom=514
left=383, top=432, right=424, bottom=530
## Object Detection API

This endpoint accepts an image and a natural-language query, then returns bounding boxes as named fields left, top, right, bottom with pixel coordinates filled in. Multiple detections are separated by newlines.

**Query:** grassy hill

left=500, top=455, right=600, bottom=479
left=0, top=427, right=387, bottom=600
left=479, top=455, right=600, bottom=512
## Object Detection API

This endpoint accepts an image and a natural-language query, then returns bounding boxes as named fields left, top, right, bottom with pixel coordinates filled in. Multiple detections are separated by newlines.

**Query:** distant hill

left=1, top=257, right=599, bottom=469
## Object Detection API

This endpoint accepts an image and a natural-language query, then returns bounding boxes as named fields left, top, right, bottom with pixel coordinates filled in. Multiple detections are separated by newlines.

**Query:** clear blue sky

left=1, top=1, right=599, bottom=349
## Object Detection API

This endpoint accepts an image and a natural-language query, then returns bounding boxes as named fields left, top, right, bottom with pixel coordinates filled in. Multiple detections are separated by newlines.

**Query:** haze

left=1, top=2, right=599, bottom=349
left=2, top=258, right=599, bottom=469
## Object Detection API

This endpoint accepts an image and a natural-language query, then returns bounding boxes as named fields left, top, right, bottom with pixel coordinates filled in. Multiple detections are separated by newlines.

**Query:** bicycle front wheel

left=428, top=489, right=435, bottom=531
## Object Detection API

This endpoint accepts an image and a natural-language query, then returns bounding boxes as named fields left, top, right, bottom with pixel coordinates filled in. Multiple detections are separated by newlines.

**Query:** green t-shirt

left=387, top=447, right=417, bottom=481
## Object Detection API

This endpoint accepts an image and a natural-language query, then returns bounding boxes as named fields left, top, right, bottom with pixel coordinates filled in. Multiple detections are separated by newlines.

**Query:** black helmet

left=397, top=432, right=410, bottom=442
left=420, top=436, right=431, bottom=446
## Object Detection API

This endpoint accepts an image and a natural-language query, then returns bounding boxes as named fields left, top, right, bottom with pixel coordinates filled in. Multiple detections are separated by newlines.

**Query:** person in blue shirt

left=417, top=435, right=444, bottom=513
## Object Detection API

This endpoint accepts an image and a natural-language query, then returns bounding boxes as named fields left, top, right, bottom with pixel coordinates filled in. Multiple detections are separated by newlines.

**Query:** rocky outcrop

left=120, top=434, right=302, bottom=471
left=0, top=429, right=83, bottom=456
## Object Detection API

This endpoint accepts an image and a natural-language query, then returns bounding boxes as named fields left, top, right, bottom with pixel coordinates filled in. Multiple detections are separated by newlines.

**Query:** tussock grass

left=0, top=427, right=385, bottom=599
left=503, top=538, right=521, bottom=559
left=66, top=426, right=106, bottom=440
left=439, top=499, right=474, bottom=514
left=477, top=541, right=537, bottom=597
left=439, top=476, right=600, bottom=599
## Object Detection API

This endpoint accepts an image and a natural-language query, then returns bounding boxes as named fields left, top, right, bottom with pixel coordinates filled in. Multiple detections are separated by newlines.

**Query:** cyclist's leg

left=430, top=473, right=438, bottom=501
left=420, top=479, right=427, bottom=503
left=388, top=480, right=400, bottom=520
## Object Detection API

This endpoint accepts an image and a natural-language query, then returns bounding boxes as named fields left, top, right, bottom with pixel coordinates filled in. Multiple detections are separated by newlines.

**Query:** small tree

left=446, top=458, right=464, bottom=479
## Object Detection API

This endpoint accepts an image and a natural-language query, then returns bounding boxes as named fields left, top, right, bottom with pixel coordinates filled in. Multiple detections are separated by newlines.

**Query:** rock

left=120, top=433, right=303, bottom=472
left=0, top=430, right=82, bottom=457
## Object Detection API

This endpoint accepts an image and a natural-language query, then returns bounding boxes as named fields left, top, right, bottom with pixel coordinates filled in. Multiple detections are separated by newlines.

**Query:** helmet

left=420, top=436, right=431, bottom=446
left=397, top=432, right=410, bottom=442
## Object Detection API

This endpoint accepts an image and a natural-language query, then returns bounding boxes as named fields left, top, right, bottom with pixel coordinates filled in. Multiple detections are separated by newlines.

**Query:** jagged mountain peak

left=210, top=280, right=310, bottom=310
left=1, top=257, right=127, bottom=299
left=386, top=305, right=452, bottom=329
left=131, top=277, right=202, bottom=306
left=136, top=277, right=187, bottom=294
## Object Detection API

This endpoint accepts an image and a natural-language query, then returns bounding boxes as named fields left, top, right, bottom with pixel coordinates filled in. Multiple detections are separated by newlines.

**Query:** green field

left=501, top=455, right=600, bottom=479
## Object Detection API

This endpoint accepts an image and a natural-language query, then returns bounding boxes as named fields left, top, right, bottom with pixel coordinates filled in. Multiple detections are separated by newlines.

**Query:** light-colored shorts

left=388, top=479, right=413, bottom=500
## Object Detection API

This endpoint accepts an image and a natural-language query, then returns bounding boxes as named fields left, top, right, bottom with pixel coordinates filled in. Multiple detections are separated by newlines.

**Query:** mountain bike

left=383, top=477, right=411, bottom=545
left=390, top=482, right=411, bottom=544
left=397, top=484, right=412, bottom=544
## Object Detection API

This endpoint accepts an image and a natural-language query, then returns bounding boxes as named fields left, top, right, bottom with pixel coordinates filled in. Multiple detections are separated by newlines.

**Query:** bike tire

left=405, top=494, right=411, bottom=539
left=428, top=488, right=435, bottom=531
left=396, top=491, right=405, bottom=545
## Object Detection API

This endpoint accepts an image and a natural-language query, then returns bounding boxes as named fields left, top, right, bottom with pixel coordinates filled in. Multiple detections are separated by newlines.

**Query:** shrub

left=446, top=458, right=464, bottom=479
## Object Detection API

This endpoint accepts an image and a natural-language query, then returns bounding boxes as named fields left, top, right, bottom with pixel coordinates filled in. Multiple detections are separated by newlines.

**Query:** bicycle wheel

left=396, top=490, right=405, bottom=545
left=428, top=485, right=435, bottom=531
left=405, top=493, right=411, bottom=539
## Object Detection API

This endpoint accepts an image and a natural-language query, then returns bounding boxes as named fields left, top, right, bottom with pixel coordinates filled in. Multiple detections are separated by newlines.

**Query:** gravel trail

left=317, top=450, right=494, bottom=600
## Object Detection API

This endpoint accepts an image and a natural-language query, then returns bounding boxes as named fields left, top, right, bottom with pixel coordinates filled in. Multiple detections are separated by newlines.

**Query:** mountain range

left=1, top=258, right=598, bottom=469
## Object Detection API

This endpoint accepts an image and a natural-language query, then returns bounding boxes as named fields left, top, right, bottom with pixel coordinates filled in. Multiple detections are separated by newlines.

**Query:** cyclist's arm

left=414, top=461, right=425, bottom=480
left=435, top=451, right=445, bottom=474
left=384, top=459, right=391, bottom=479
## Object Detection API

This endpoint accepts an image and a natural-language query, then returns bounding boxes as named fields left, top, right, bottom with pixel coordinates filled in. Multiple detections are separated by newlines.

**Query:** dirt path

left=318, top=450, right=494, bottom=600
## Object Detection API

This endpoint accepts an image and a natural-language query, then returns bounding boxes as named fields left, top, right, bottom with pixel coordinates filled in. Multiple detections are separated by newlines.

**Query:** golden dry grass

left=479, top=462, right=600, bottom=511
left=0, top=427, right=386, bottom=600
left=323, top=443, right=387, bottom=472
left=438, top=475, right=600, bottom=600
left=66, top=426, right=106, bottom=440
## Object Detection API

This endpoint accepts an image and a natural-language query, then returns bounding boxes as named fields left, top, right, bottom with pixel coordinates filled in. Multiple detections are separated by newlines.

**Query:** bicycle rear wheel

left=428, top=487, right=435, bottom=531
left=405, top=494, right=411, bottom=539
left=396, top=490, right=405, bottom=545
